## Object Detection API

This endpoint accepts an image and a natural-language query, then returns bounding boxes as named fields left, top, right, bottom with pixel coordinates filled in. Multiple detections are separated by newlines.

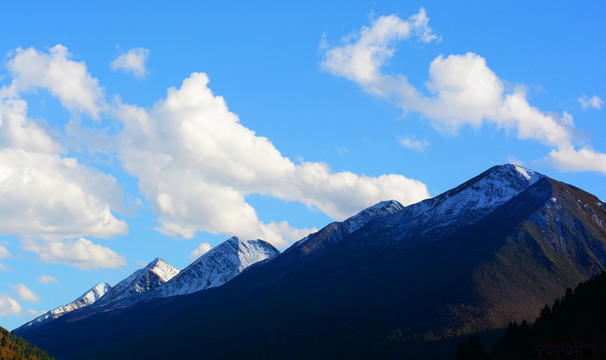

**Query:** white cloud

left=0, top=263, right=10, bottom=272
left=0, top=295, right=21, bottom=317
left=22, top=238, right=127, bottom=270
left=10, top=284, right=40, bottom=303
left=321, top=10, right=606, bottom=174
left=398, top=136, right=429, bottom=152
left=111, top=47, right=150, bottom=79
left=0, top=246, right=10, bottom=259
left=117, top=73, right=429, bottom=246
left=0, top=98, right=62, bottom=154
left=6, top=45, right=105, bottom=118
left=36, top=275, right=58, bottom=284
left=547, top=146, right=606, bottom=174
left=578, top=94, right=603, bottom=110
left=0, top=149, right=128, bottom=240
left=324, top=26, right=572, bottom=148
left=189, top=242, right=212, bottom=261
left=0, top=97, right=128, bottom=242
left=321, top=9, right=438, bottom=86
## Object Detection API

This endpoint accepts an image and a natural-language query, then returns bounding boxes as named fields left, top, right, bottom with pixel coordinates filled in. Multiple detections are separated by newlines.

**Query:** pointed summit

left=159, top=237, right=279, bottom=297
left=16, top=283, right=110, bottom=333
left=353, top=163, right=547, bottom=247
left=95, top=258, right=179, bottom=308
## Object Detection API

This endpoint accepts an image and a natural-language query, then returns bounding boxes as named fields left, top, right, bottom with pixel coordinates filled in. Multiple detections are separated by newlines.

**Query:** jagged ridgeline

left=0, top=326, right=53, bottom=360
left=16, top=237, right=278, bottom=335
left=14, top=165, right=606, bottom=359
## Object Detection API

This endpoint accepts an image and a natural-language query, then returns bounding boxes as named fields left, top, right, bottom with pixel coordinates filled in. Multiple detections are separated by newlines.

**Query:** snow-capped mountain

left=94, top=257, right=179, bottom=309
left=158, top=236, right=279, bottom=297
left=17, top=164, right=606, bottom=360
left=358, top=164, right=544, bottom=246
left=16, top=283, right=110, bottom=332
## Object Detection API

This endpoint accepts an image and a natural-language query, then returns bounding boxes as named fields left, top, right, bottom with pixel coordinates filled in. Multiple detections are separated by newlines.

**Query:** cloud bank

left=117, top=73, right=429, bottom=246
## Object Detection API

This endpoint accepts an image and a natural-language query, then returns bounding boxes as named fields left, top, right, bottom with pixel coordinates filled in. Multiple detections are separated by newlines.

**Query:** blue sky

left=0, top=1, right=604, bottom=330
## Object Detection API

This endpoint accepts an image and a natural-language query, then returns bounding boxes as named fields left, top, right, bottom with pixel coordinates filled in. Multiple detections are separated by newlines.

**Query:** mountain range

left=17, top=237, right=278, bottom=333
left=15, top=164, right=606, bottom=359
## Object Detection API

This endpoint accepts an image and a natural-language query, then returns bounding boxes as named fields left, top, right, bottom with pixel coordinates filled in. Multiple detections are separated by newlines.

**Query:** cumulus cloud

left=0, top=295, right=21, bottom=317
left=189, top=242, right=212, bottom=261
left=6, top=45, right=105, bottom=118
left=36, top=275, right=58, bottom=284
left=399, top=136, right=429, bottom=152
left=0, top=90, right=127, bottom=243
left=116, top=73, right=429, bottom=246
left=111, top=47, right=150, bottom=79
left=0, top=98, right=62, bottom=154
left=321, top=10, right=606, bottom=174
left=0, top=149, right=127, bottom=240
left=578, top=95, right=603, bottom=110
left=22, top=238, right=127, bottom=270
left=322, top=22, right=571, bottom=147
left=0, top=148, right=127, bottom=241
left=0, top=95, right=127, bottom=269
left=10, top=284, right=40, bottom=303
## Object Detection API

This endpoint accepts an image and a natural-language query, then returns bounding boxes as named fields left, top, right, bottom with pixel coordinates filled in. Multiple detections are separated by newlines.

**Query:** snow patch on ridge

left=16, top=283, right=110, bottom=331
left=365, top=164, right=546, bottom=244
left=158, top=237, right=279, bottom=297
left=96, top=258, right=180, bottom=307
left=513, top=164, right=541, bottom=185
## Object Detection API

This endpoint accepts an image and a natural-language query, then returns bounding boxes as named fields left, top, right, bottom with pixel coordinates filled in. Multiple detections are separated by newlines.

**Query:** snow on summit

left=16, top=283, right=111, bottom=332
left=96, top=258, right=180, bottom=306
left=159, top=236, right=280, bottom=297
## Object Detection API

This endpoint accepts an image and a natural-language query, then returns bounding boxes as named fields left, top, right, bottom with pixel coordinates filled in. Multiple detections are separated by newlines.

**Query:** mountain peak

left=159, top=237, right=279, bottom=297
left=487, top=163, right=542, bottom=186
left=15, top=282, right=111, bottom=333
left=94, top=258, right=179, bottom=308
left=354, top=164, right=547, bottom=248
left=225, top=236, right=243, bottom=244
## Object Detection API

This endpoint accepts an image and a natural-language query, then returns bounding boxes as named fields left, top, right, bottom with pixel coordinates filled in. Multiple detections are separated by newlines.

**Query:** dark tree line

left=0, top=327, right=54, bottom=360
left=457, top=271, right=606, bottom=360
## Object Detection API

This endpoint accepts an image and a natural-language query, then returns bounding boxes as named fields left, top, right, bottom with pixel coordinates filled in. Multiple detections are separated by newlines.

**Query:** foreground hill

left=0, top=326, right=53, bottom=360
left=458, top=271, right=606, bottom=359
left=18, top=165, right=606, bottom=359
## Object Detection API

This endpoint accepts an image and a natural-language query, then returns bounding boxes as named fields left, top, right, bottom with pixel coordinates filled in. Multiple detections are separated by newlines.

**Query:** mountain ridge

left=156, top=236, right=280, bottom=297
left=16, top=164, right=606, bottom=360
left=16, top=283, right=110, bottom=333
